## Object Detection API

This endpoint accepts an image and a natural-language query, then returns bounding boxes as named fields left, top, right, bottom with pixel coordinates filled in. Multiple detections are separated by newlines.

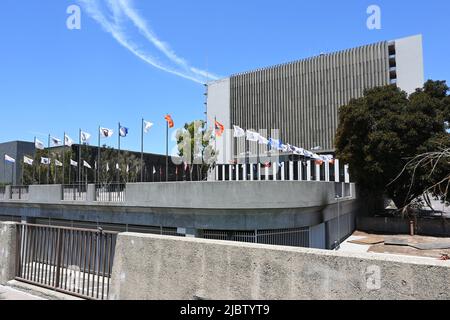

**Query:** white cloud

left=78, top=0, right=219, bottom=84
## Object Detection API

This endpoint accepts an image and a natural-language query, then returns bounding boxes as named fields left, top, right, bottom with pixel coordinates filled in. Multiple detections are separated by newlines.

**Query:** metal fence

left=95, top=184, right=125, bottom=202
left=10, top=186, right=29, bottom=200
left=201, top=227, right=310, bottom=248
left=62, top=184, right=87, bottom=201
left=15, top=223, right=117, bottom=300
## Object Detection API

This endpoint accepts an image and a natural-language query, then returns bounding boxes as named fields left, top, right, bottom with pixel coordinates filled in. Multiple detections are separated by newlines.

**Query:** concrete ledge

left=110, top=233, right=450, bottom=300
left=7, top=280, right=83, bottom=300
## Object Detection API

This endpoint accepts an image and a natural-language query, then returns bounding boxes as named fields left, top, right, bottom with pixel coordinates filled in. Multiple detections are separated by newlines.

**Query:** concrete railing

left=0, top=181, right=355, bottom=209
left=109, top=232, right=450, bottom=300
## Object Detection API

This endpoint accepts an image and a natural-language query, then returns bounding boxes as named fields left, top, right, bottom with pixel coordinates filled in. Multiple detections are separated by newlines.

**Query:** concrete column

left=222, top=165, right=226, bottom=181
left=273, top=163, right=277, bottom=181
left=289, top=161, right=294, bottom=181
left=4, top=185, right=11, bottom=200
left=325, top=161, right=330, bottom=182
left=281, top=163, right=285, bottom=181
left=243, top=164, right=247, bottom=181
left=306, top=161, right=311, bottom=181
left=236, top=165, right=240, bottom=181
left=215, top=166, right=219, bottom=181
left=229, top=165, right=232, bottom=181
left=0, top=222, right=17, bottom=284
left=344, top=164, right=350, bottom=183
left=257, top=165, right=261, bottom=181
left=265, top=167, right=269, bottom=181
left=298, top=161, right=302, bottom=181
left=315, top=163, right=321, bottom=181
left=87, top=184, right=96, bottom=202
left=334, top=159, right=340, bottom=182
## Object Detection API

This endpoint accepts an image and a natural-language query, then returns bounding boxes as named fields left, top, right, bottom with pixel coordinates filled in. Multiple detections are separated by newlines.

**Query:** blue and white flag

left=64, top=134, right=74, bottom=147
left=233, top=125, right=246, bottom=138
left=258, top=135, right=269, bottom=145
left=80, top=131, right=91, bottom=143
left=119, top=125, right=129, bottom=137
left=246, top=130, right=260, bottom=142
left=51, top=136, right=62, bottom=146
left=35, top=139, right=45, bottom=150
left=41, top=157, right=50, bottom=165
left=4, top=154, right=15, bottom=163
left=83, top=160, right=92, bottom=169
left=24, top=156, right=33, bottom=166
left=55, top=159, right=63, bottom=167
left=143, top=121, right=154, bottom=133
left=269, top=138, right=281, bottom=150
left=70, top=159, right=78, bottom=167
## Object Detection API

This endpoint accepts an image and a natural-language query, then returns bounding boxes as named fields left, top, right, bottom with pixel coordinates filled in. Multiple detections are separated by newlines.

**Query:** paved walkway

left=0, top=285, right=45, bottom=300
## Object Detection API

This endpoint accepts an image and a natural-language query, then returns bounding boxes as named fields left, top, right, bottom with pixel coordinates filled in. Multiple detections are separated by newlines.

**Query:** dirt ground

left=346, top=231, right=450, bottom=260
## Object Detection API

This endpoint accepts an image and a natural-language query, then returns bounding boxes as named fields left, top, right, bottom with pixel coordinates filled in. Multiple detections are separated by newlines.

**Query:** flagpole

left=47, top=134, right=50, bottom=184
left=62, top=132, right=65, bottom=185
left=97, top=126, right=101, bottom=185
left=165, top=120, right=169, bottom=182
left=141, top=118, right=144, bottom=183
left=118, top=122, right=121, bottom=184
left=79, top=129, right=82, bottom=185
left=33, top=137, right=36, bottom=185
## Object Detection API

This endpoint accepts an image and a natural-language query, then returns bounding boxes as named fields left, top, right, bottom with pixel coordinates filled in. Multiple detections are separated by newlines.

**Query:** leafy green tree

left=335, top=81, right=450, bottom=212
left=176, top=120, right=217, bottom=180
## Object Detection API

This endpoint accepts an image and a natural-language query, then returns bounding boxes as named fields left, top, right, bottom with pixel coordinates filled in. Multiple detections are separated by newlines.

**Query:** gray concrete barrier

left=109, top=232, right=450, bottom=300
left=0, top=222, right=17, bottom=285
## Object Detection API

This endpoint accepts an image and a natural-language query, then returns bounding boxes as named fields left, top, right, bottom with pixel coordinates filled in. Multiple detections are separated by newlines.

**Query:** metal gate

left=15, top=223, right=117, bottom=300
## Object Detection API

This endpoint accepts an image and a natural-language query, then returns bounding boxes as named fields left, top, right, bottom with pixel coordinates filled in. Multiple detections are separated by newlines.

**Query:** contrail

left=78, top=0, right=219, bottom=84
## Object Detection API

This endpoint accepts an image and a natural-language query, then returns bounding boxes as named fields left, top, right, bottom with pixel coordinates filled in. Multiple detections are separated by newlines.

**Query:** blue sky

left=0, top=0, right=449, bottom=155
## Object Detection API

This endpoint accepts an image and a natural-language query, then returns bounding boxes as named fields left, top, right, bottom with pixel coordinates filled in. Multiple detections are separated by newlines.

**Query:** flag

left=233, top=125, right=245, bottom=138
left=303, top=150, right=313, bottom=158
left=280, top=144, right=289, bottom=152
left=164, top=115, right=174, bottom=128
left=106, top=162, right=110, bottom=172
left=64, top=134, right=74, bottom=147
left=4, top=154, right=15, bottom=163
left=143, top=121, right=154, bottom=133
left=214, top=120, right=225, bottom=137
left=70, top=159, right=78, bottom=167
left=153, top=166, right=156, bottom=174
left=258, top=135, right=269, bottom=145
left=100, top=127, right=114, bottom=138
left=80, top=131, right=91, bottom=144
left=35, top=139, right=45, bottom=150
left=269, top=138, right=281, bottom=150
left=24, top=156, right=33, bottom=166
left=55, top=159, right=63, bottom=167
left=83, top=160, right=92, bottom=169
left=246, top=130, right=260, bottom=142
left=293, top=147, right=305, bottom=156
left=51, top=136, right=62, bottom=146
left=311, top=146, right=322, bottom=151
left=312, top=154, right=321, bottom=160
left=41, top=157, right=50, bottom=165
left=119, top=125, right=129, bottom=137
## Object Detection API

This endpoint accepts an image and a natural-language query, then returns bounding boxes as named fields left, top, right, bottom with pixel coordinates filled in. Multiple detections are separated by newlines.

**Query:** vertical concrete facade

left=207, top=35, right=424, bottom=164
left=394, top=35, right=424, bottom=95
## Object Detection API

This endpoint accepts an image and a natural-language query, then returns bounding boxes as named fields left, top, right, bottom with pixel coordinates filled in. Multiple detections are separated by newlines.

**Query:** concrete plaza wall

left=0, top=222, right=17, bottom=284
left=110, top=233, right=450, bottom=300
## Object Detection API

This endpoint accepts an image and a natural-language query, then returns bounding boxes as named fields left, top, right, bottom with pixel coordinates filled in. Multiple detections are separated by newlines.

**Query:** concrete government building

left=207, top=35, right=424, bottom=164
